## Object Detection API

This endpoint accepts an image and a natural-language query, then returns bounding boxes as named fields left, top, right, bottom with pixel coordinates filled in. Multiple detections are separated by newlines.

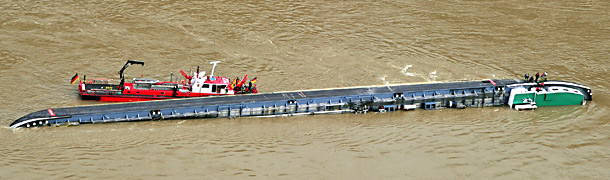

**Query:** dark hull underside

left=11, top=79, right=592, bottom=128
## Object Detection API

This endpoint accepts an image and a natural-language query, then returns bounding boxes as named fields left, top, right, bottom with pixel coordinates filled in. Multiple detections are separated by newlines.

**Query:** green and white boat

left=507, top=83, right=588, bottom=110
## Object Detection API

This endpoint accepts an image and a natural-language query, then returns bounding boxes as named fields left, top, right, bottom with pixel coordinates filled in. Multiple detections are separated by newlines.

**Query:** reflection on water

left=0, top=1, right=608, bottom=179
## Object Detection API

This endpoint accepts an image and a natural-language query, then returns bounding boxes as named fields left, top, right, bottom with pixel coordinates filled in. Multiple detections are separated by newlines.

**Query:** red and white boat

left=76, top=60, right=258, bottom=102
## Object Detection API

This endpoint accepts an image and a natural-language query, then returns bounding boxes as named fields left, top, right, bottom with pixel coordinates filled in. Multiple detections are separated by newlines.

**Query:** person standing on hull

left=541, top=72, right=548, bottom=82
left=535, top=72, right=540, bottom=83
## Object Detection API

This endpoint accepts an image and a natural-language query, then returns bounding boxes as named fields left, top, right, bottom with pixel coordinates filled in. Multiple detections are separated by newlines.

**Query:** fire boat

left=76, top=60, right=258, bottom=102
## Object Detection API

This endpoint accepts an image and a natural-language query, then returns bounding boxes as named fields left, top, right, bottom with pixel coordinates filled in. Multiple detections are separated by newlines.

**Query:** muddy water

left=1, top=1, right=608, bottom=179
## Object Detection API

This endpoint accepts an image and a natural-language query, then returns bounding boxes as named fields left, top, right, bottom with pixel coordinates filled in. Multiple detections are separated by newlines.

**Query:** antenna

left=209, top=61, right=220, bottom=77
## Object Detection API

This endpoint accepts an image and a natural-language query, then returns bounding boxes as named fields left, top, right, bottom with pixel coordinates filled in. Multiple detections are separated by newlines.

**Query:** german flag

left=70, top=73, right=79, bottom=84
left=250, top=77, right=257, bottom=84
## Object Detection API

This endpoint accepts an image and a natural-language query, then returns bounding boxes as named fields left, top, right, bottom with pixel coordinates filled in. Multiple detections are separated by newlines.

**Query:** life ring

left=180, top=80, right=186, bottom=85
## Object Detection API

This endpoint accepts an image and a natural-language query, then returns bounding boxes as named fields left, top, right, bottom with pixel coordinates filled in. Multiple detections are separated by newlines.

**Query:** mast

left=209, top=61, right=220, bottom=77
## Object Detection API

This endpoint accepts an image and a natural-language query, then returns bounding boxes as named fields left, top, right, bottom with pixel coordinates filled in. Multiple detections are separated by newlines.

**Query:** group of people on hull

left=230, top=77, right=258, bottom=93
left=524, top=72, right=547, bottom=83
left=524, top=72, right=548, bottom=92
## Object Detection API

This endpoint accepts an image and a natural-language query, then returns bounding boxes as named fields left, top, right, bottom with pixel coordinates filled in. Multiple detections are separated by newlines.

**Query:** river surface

left=1, top=1, right=608, bottom=179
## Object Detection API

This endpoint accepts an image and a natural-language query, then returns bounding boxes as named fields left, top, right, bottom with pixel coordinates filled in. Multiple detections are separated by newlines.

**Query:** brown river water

left=1, top=1, right=609, bottom=179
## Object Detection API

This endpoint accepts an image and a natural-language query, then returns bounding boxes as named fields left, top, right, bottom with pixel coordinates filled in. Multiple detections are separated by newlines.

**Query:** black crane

left=118, top=60, right=145, bottom=90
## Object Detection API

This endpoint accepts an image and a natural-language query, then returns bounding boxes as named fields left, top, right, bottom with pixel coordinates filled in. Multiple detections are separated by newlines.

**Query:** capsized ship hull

left=11, top=79, right=592, bottom=128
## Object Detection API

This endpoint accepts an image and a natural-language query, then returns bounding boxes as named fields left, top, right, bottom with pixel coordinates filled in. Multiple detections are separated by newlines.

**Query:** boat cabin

left=508, top=85, right=584, bottom=109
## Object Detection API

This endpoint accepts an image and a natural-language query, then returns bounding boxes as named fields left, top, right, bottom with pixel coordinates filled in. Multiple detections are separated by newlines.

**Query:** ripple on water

left=0, top=0, right=608, bottom=179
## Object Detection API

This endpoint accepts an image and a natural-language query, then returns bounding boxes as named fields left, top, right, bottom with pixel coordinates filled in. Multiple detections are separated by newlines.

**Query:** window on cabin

left=203, top=84, right=210, bottom=88
left=211, top=85, right=217, bottom=92
left=134, top=84, right=151, bottom=90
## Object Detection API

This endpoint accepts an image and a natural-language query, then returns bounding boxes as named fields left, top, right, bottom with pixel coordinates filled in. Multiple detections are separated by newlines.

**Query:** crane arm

left=118, top=60, right=145, bottom=90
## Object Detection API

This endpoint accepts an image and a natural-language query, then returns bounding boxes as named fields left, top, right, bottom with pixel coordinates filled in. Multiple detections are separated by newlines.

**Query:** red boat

left=76, top=60, right=258, bottom=102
